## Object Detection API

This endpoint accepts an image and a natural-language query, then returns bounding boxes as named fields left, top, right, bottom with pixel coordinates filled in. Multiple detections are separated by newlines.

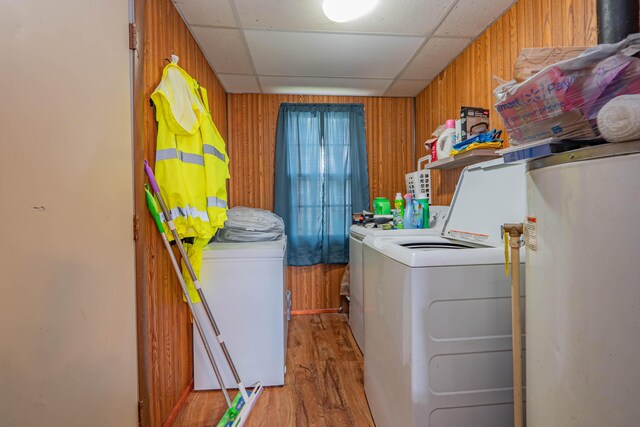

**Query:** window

left=274, top=104, right=369, bottom=266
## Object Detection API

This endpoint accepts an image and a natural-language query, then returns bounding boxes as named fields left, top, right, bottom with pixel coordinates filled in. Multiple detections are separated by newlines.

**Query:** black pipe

left=597, top=0, right=639, bottom=44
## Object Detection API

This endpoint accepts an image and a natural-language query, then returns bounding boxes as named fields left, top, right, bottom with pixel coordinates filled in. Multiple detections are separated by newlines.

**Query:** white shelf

left=423, top=149, right=500, bottom=170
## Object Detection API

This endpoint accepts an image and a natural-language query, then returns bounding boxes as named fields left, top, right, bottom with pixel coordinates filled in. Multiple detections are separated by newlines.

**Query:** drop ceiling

left=173, top=0, right=517, bottom=97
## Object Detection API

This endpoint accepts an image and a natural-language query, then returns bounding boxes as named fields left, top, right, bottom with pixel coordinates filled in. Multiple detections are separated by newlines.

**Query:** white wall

left=0, top=1, right=138, bottom=426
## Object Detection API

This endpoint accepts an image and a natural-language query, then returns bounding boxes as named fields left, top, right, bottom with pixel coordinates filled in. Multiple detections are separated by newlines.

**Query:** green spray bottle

left=393, top=192, right=404, bottom=229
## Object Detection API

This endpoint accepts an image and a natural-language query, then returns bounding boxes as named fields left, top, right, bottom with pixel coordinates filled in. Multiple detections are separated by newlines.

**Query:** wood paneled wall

left=227, top=94, right=415, bottom=310
left=135, top=0, right=228, bottom=425
left=416, top=0, right=598, bottom=205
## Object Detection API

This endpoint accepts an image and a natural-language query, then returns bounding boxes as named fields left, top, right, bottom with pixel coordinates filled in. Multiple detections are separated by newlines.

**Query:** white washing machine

left=363, top=159, right=526, bottom=427
left=349, top=206, right=449, bottom=353
left=193, top=239, right=287, bottom=390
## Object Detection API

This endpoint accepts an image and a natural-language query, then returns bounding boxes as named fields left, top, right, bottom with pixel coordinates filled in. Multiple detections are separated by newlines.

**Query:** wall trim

left=291, top=308, right=341, bottom=315
left=162, top=378, right=194, bottom=427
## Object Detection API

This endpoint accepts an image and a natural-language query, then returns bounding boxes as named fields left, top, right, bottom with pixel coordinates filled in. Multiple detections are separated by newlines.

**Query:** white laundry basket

left=405, top=155, right=432, bottom=200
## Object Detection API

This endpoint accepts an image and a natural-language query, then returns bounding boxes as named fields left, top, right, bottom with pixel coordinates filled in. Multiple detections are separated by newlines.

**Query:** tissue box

left=460, top=107, right=490, bottom=142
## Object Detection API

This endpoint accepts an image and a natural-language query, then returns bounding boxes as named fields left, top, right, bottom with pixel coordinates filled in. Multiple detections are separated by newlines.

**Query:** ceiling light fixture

left=322, top=0, right=380, bottom=23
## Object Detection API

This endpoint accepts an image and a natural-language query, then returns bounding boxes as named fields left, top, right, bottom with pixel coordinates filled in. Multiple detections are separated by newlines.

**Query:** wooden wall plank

left=415, top=0, right=597, bottom=206
left=227, top=94, right=415, bottom=310
left=138, top=0, right=228, bottom=425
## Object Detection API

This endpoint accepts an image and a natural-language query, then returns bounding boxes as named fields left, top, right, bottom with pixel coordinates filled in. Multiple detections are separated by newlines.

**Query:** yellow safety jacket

left=151, top=62, right=230, bottom=302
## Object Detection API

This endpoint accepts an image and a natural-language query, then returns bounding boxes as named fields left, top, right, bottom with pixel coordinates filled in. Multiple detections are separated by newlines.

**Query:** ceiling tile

left=259, top=76, right=392, bottom=96
left=436, top=0, right=516, bottom=37
left=217, top=74, right=260, bottom=93
left=385, top=79, right=432, bottom=97
left=400, top=37, right=471, bottom=80
left=245, top=30, right=424, bottom=79
left=190, top=27, right=254, bottom=74
left=173, top=0, right=237, bottom=28
left=234, top=0, right=457, bottom=36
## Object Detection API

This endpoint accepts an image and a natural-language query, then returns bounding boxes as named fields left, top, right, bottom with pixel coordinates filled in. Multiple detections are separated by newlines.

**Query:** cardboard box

left=460, top=107, right=489, bottom=142
left=514, top=46, right=588, bottom=82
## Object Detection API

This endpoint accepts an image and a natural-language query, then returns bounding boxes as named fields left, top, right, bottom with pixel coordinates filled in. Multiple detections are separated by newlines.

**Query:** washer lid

left=442, top=158, right=526, bottom=248
left=202, top=238, right=286, bottom=259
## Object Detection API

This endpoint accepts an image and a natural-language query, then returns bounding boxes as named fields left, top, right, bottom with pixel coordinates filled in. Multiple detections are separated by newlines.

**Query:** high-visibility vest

left=151, top=62, right=230, bottom=302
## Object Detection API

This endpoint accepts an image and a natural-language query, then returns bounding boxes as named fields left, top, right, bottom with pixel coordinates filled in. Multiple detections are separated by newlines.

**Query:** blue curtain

left=274, top=103, right=369, bottom=266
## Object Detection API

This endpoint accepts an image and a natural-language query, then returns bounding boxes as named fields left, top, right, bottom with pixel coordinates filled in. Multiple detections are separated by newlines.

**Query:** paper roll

left=597, top=95, right=640, bottom=143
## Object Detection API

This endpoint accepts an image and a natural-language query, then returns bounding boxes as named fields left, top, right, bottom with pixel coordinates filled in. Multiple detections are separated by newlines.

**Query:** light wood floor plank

left=172, top=314, right=374, bottom=427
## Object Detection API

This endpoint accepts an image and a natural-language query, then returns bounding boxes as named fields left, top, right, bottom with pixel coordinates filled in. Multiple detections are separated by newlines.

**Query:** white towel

left=597, top=95, right=640, bottom=142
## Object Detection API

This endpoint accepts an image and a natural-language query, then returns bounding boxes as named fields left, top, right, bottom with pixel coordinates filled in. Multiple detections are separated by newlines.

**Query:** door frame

left=131, top=0, right=151, bottom=425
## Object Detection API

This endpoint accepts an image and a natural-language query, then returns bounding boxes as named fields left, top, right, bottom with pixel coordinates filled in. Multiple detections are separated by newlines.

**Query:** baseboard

left=290, top=308, right=340, bottom=315
left=162, top=378, right=194, bottom=427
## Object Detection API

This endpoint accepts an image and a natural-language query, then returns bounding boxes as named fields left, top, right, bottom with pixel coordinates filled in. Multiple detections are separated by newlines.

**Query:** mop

left=144, top=161, right=263, bottom=427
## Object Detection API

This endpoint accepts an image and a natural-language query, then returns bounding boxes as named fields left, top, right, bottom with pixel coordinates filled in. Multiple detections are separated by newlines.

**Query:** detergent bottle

left=373, top=197, right=391, bottom=215
left=436, top=119, right=457, bottom=160
left=416, top=193, right=430, bottom=229
left=411, top=200, right=423, bottom=229
left=403, top=194, right=414, bottom=229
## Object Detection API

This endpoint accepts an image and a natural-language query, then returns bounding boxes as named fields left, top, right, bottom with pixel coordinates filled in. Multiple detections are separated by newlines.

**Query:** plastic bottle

left=392, top=209, right=404, bottom=229
left=403, top=194, right=414, bottom=229
left=393, top=193, right=404, bottom=229
left=411, top=200, right=423, bottom=229
left=436, top=119, right=458, bottom=160
left=416, top=193, right=430, bottom=229
left=394, top=193, right=404, bottom=216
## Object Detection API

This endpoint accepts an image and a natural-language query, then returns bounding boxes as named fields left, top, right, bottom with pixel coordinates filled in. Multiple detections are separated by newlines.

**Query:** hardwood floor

left=173, top=314, right=375, bottom=427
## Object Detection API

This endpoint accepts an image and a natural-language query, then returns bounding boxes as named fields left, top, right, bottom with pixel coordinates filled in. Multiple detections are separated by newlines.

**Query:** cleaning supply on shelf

left=424, top=138, right=438, bottom=162
left=416, top=193, right=430, bottom=229
left=403, top=194, right=414, bottom=229
left=410, top=200, right=423, bottom=229
left=436, top=119, right=457, bottom=160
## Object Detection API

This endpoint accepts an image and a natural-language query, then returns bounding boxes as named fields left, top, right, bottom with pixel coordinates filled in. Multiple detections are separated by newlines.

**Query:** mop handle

left=144, top=160, right=160, bottom=193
